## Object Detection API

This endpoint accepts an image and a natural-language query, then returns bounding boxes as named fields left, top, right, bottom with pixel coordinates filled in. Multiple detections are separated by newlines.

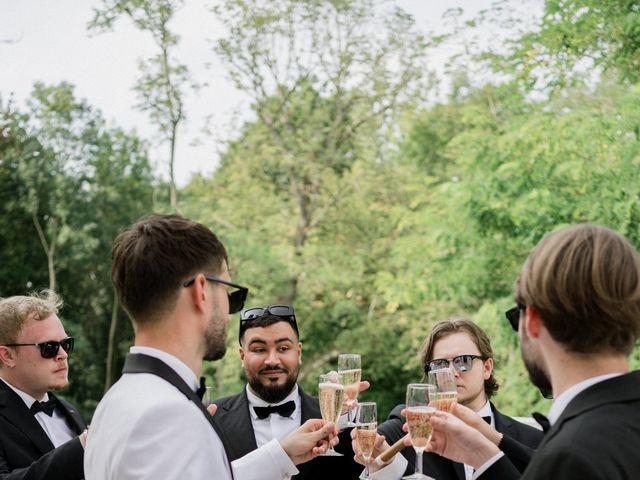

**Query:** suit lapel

left=298, top=387, right=320, bottom=422
left=0, top=380, right=54, bottom=454
left=215, top=390, right=258, bottom=462
left=52, top=393, right=86, bottom=434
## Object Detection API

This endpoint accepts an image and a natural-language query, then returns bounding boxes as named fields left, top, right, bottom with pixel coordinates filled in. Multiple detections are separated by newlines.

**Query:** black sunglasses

left=505, top=304, right=525, bottom=332
left=426, top=354, right=485, bottom=373
left=183, top=275, right=249, bottom=314
left=239, top=305, right=298, bottom=343
left=5, top=337, right=74, bottom=359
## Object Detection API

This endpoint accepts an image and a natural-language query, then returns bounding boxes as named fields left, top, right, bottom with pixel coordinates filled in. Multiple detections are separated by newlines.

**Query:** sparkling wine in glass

left=318, top=372, right=345, bottom=457
left=202, top=386, right=213, bottom=407
left=337, top=353, right=361, bottom=426
left=403, top=383, right=437, bottom=480
left=428, top=368, right=457, bottom=412
left=355, top=402, right=377, bottom=480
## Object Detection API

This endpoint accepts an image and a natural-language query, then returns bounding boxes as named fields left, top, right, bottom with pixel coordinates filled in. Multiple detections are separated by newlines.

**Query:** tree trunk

left=104, top=289, right=120, bottom=394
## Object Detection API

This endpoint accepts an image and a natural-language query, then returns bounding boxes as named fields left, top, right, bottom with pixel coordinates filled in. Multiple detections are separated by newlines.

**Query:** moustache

left=259, top=366, right=288, bottom=374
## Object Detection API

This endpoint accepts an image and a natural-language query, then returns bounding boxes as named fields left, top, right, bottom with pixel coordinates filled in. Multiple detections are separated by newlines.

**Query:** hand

left=426, top=410, right=500, bottom=468
left=450, top=403, right=502, bottom=446
left=207, top=404, right=218, bottom=416
left=280, top=419, right=339, bottom=465
left=79, top=429, right=88, bottom=449
left=350, top=429, right=389, bottom=473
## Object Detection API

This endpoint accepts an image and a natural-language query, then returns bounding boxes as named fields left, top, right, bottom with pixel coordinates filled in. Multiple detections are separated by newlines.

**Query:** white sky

left=1, top=0, right=519, bottom=186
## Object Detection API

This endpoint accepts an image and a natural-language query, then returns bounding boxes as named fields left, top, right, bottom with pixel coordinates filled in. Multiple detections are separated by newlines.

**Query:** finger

left=207, top=404, right=218, bottom=416
left=358, top=380, right=370, bottom=393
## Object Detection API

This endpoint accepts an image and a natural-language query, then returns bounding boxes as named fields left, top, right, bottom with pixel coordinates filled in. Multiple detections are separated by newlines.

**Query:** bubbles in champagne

left=355, top=423, right=377, bottom=459
left=406, top=406, right=436, bottom=451
left=339, top=368, right=361, bottom=402
left=435, top=391, right=457, bottom=412
left=319, top=382, right=344, bottom=423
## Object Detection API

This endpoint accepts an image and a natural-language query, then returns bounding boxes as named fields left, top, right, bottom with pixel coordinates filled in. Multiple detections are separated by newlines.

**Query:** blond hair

left=0, top=291, right=63, bottom=345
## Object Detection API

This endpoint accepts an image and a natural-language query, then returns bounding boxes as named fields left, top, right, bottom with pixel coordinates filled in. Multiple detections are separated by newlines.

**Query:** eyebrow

left=248, top=337, right=295, bottom=347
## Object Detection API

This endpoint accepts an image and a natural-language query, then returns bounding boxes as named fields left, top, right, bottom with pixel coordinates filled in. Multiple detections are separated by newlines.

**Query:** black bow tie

left=195, top=377, right=207, bottom=400
left=30, top=399, right=56, bottom=417
left=253, top=400, right=296, bottom=419
left=532, top=412, right=551, bottom=433
left=482, top=416, right=492, bottom=425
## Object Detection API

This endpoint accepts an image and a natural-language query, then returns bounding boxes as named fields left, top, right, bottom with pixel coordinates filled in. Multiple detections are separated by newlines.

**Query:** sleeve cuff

left=472, top=451, right=505, bottom=479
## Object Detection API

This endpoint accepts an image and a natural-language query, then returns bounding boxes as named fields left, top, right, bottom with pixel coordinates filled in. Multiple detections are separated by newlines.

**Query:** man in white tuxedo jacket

left=85, top=214, right=338, bottom=480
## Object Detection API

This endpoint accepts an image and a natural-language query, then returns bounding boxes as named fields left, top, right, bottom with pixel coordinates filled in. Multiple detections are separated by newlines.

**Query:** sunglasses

left=183, top=275, right=249, bottom=314
left=426, top=354, right=485, bottom=373
left=505, top=304, right=525, bottom=332
left=5, top=337, right=74, bottom=359
left=239, top=305, right=298, bottom=343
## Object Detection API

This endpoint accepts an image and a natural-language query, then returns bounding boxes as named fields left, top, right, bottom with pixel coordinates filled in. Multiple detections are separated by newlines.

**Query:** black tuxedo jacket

left=0, top=380, right=86, bottom=480
left=377, top=401, right=543, bottom=479
left=213, top=386, right=363, bottom=479
left=480, top=370, right=640, bottom=480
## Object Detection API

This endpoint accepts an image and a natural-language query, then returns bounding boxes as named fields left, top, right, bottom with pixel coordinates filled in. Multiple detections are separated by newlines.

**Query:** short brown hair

left=420, top=318, right=499, bottom=398
left=111, top=214, right=228, bottom=323
left=0, top=291, right=63, bottom=345
left=515, top=224, right=640, bottom=355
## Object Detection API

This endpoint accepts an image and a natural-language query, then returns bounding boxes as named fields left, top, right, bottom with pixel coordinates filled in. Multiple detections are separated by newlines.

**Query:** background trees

left=2, top=0, right=639, bottom=419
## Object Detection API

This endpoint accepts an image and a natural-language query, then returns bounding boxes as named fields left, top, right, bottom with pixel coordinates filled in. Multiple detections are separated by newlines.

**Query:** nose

left=265, top=349, right=280, bottom=366
left=55, top=345, right=68, bottom=361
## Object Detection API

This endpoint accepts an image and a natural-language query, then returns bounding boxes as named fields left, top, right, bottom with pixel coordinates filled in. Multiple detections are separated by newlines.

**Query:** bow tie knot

left=30, top=399, right=56, bottom=416
left=253, top=400, right=296, bottom=419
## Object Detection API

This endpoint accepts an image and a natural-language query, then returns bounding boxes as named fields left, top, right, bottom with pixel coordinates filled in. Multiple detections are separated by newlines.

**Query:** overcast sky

left=1, top=0, right=515, bottom=186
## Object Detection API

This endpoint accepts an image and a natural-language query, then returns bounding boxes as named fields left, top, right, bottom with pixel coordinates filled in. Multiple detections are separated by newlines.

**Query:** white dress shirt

left=85, top=346, right=298, bottom=480
left=247, top=384, right=301, bottom=445
left=0, top=377, right=75, bottom=447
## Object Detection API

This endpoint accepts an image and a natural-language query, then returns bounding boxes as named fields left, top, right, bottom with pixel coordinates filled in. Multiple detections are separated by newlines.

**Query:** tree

left=90, top=0, right=190, bottom=209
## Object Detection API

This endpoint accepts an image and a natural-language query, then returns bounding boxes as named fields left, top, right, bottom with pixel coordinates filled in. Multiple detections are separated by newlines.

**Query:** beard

left=521, top=329, right=553, bottom=399
left=203, top=305, right=227, bottom=361
left=247, top=366, right=299, bottom=403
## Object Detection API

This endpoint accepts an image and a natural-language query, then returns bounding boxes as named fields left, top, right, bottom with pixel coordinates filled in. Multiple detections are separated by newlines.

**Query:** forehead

left=20, top=314, right=66, bottom=341
left=431, top=331, right=480, bottom=359
left=243, top=321, right=298, bottom=346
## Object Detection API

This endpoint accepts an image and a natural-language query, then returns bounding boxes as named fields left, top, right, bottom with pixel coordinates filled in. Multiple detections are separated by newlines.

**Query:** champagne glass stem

left=415, top=449, right=423, bottom=476
left=364, top=458, right=370, bottom=479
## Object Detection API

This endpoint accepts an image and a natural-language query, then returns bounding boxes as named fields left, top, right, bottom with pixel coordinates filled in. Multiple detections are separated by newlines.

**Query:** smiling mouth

left=261, top=369, right=286, bottom=376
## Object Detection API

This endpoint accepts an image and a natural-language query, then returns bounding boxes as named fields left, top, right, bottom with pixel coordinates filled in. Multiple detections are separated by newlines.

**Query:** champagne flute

left=337, top=353, right=361, bottom=426
left=403, top=383, right=437, bottom=480
left=428, top=368, right=457, bottom=412
left=202, top=386, right=213, bottom=407
left=355, top=402, right=377, bottom=480
left=318, top=372, right=345, bottom=456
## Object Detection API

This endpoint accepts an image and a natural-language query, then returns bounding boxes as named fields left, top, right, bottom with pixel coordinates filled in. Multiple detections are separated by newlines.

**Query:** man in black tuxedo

left=426, top=224, right=640, bottom=479
left=377, top=318, right=543, bottom=479
left=212, top=305, right=406, bottom=479
left=0, top=292, right=86, bottom=480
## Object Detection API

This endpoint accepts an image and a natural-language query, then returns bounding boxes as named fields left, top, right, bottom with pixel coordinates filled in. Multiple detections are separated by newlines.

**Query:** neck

left=0, top=374, right=46, bottom=400
left=134, top=318, right=204, bottom=377
left=546, top=348, right=629, bottom=398
left=465, top=393, right=489, bottom=413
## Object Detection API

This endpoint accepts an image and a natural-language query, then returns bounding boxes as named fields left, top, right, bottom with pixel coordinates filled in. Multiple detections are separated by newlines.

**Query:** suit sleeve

left=476, top=454, right=521, bottom=480
left=0, top=436, right=84, bottom=480
left=377, top=406, right=405, bottom=445
left=500, top=434, right=537, bottom=473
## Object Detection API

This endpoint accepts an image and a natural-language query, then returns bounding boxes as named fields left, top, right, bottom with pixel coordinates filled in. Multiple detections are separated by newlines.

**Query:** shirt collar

left=0, top=377, right=48, bottom=408
left=476, top=400, right=494, bottom=427
left=130, top=346, right=199, bottom=391
left=246, top=384, right=299, bottom=420
left=548, top=372, right=623, bottom=425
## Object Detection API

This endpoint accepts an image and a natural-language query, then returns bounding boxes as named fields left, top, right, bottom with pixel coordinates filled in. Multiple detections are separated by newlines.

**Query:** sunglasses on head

left=239, top=305, right=298, bottom=343
left=426, top=354, right=485, bottom=373
left=183, top=275, right=249, bottom=314
left=5, top=337, right=74, bottom=359
left=505, top=304, right=525, bottom=332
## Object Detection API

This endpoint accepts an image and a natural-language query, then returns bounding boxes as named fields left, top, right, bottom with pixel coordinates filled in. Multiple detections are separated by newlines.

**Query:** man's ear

left=0, top=346, right=16, bottom=368
left=483, top=356, right=494, bottom=380
left=187, top=273, right=208, bottom=312
left=525, top=305, right=543, bottom=339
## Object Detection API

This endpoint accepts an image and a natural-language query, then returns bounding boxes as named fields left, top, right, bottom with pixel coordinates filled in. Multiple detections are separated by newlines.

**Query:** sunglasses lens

left=268, top=305, right=293, bottom=317
left=229, top=290, right=248, bottom=314
left=40, top=342, right=59, bottom=359
left=454, top=355, right=473, bottom=372
left=61, top=338, right=74, bottom=354
left=428, top=360, right=448, bottom=371
left=505, top=307, right=520, bottom=331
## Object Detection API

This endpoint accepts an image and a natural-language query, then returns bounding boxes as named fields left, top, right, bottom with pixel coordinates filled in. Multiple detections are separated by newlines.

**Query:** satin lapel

left=0, top=381, right=54, bottom=454
left=214, top=390, right=258, bottom=462
left=298, top=387, right=320, bottom=422
left=492, top=403, right=516, bottom=438
left=51, top=393, right=86, bottom=434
